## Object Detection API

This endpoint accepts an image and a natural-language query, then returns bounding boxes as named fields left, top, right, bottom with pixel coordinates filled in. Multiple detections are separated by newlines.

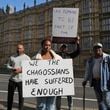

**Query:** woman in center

left=33, top=37, right=62, bottom=110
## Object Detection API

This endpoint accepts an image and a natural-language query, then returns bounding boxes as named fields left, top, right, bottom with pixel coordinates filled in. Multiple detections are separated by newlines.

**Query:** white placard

left=52, top=8, right=79, bottom=38
left=22, top=59, right=74, bottom=97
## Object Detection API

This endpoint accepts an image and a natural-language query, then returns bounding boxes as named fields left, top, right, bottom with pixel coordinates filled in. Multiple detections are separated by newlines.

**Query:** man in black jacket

left=56, top=37, right=80, bottom=110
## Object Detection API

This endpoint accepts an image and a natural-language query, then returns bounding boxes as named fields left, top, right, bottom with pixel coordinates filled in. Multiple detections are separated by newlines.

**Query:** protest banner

left=22, top=59, right=74, bottom=97
left=52, top=8, right=79, bottom=43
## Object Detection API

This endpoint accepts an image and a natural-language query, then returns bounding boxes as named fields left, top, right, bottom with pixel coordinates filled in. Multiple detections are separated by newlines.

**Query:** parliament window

left=102, top=0, right=110, bottom=13
left=101, top=18, right=110, bottom=31
left=81, top=37, right=93, bottom=50
left=82, top=19, right=92, bottom=32
left=24, top=30, right=32, bottom=39
left=101, top=35, right=110, bottom=49
left=82, top=0, right=92, bottom=14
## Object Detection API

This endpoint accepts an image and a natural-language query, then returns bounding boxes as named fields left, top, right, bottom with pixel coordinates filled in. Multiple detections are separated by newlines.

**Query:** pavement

left=0, top=99, right=98, bottom=110
left=0, top=101, right=35, bottom=110
left=0, top=105, right=97, bottom=110
left=0, top=74, right=98, bottom=110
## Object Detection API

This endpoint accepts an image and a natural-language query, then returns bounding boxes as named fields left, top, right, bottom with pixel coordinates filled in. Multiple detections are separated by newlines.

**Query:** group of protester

left=6, top=36, right=110, bottom=110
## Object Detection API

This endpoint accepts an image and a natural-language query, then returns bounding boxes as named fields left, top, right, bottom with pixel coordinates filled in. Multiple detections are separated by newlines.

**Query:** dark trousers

left=7, top=80, right=24, bottom=110
left=56, top=96, right=73, bottom=110
left=93, top=79, right=103, bottom=110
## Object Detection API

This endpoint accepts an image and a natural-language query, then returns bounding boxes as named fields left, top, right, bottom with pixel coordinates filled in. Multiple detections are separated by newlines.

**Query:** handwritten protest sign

left=52, top=8, right=79, bottom=39
left=22, top=59, right=74, bottom=97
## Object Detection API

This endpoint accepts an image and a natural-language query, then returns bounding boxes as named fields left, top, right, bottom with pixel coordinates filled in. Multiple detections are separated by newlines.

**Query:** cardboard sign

left=52, top=8, right=79, bottom=39
left=22, top=59, right=74, bottom=97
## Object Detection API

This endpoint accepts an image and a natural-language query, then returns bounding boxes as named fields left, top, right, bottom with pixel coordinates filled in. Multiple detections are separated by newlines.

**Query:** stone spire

left=34, top=0, right=36, bottom=6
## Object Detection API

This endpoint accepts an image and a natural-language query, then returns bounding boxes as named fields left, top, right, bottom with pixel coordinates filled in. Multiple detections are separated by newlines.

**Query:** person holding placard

left=56, top=36, right=80, bottom=110
left=6, top=43, right=30, bottom=110
left=32, top=37, right=62, bottom=110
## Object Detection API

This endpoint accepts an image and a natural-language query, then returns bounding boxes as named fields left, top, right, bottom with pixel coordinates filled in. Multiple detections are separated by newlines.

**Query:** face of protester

left=17, top=44, right=24, bottom=55
left=42, top=40, right=52, bottom=53
left=60, top=47, right=66, bottom=53
left=93, top=47, right=103, bottom=58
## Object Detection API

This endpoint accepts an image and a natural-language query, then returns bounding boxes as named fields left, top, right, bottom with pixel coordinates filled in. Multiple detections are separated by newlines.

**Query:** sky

left=0, top=0, right=47, bottom=11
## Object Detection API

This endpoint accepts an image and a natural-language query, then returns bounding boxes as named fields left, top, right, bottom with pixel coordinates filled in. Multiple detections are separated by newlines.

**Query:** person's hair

left=16, top=42, right=25, bottom=54
left=60, top=44, right=67, bottom=49
left=41, top=37, right=52, bottom=47
left=16, top=42, right=24, bottom=47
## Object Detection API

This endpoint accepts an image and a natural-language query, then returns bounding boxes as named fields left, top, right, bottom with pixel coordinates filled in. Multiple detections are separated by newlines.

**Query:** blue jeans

left=36, top=97, right=56, bottom=110
left=103, top=91, right=110, bottom=109
left=93, top=79, right=110, bottom=110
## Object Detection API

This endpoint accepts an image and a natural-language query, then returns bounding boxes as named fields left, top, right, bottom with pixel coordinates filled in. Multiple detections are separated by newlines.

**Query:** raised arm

left=69, top=36, right=80, bottom=58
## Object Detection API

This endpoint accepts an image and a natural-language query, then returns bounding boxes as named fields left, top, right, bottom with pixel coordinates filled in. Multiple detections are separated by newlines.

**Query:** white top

left=7, top=54, right=30, bottom=82
left=32, top=49, right=62, bottom=60
left=93, top=57, right=102, bottom=79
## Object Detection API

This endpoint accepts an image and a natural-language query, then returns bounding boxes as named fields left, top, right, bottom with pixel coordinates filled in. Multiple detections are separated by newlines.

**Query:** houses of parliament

left=0, top=0, right=110, bottom=77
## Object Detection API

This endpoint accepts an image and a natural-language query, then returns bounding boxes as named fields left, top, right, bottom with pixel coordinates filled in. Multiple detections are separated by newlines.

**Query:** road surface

left=0, top=74, right=98, bottom=110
